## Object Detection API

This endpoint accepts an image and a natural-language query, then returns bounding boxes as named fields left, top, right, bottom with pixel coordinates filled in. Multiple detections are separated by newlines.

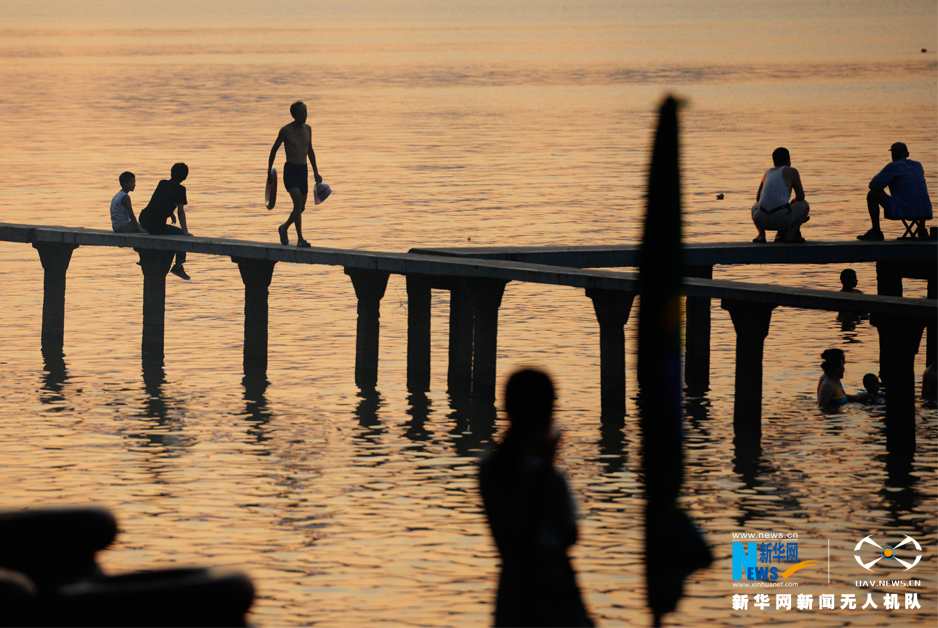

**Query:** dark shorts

left=283, top=162, right=308, bottom=196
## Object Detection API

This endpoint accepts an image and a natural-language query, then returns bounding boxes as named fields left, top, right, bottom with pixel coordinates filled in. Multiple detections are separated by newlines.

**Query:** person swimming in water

left=817, top=348, right=860, bottom=407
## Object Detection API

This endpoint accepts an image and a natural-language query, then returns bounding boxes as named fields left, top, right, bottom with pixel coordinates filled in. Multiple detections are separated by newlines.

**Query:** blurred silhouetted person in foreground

left=478, top=369, right=593, bottom=627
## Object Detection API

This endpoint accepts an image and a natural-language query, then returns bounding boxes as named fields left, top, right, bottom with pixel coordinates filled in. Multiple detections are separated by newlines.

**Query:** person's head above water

left=290, top=101, right=307, bottom=124
left=820, top=348, right=846, bottom=379
left=772, top=147, right=791, bottom=167
left=170, top=162, right=188, bottom=183
left=504, top=368, right=555, bottom=437
left=862, top=373, right=880, bottom=395
left=840, top=268, right=858, bottom=289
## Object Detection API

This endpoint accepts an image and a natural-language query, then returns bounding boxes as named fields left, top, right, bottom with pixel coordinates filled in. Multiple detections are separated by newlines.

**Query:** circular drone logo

left=854, top=535, right=922, bottom=572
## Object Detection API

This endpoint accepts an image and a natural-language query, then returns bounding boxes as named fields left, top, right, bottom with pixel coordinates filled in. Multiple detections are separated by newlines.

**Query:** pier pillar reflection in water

left=406, top=274, right=433, bottom=393
left=721, top=299, right=776, bottom=440
left=684, top=265, right=713, bottom=395
left=872, top=313, right=925, bottom=457
left=234, top=258, right=277, bottom=376
left=586, top=288, right=636, bottom=418
left=32, top=242, right=79, bottom=354
left=345, top=268, right=390, bottom=391
left=136, top=249, right=175, bottom=358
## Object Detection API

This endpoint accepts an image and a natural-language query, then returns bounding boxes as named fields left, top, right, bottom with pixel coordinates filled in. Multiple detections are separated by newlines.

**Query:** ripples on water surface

left=0, top=4, right=936, bottom=626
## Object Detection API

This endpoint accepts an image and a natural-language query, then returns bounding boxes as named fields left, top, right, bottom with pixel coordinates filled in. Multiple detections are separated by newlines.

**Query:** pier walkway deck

left=1, top=222, right=935, bottom=453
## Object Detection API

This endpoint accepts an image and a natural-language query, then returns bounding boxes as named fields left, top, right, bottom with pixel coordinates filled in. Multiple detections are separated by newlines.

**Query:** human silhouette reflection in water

left=478, top=369, right=593, bottom=627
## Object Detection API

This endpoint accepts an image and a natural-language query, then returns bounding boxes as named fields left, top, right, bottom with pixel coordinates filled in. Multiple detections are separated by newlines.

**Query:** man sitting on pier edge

left=750, top=147, right=810, bottom=243
left=857, top=142, right=933, bottom=241
left=139, top=162, right=192, bottom=280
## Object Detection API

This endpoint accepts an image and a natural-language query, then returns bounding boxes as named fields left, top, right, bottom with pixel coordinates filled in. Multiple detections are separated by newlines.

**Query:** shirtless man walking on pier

left=268, top=101, right=322, bottom=248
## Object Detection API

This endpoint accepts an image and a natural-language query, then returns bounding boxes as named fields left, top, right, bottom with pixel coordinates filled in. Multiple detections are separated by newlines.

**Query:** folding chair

left=897, top=217, right=929, bottom=239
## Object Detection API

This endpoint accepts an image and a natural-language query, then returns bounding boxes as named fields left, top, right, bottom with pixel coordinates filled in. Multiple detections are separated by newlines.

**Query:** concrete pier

left=32, top=242, right=79, bottom=355
left=3, top=224, right=935, bottom=448
left=235, top=258, right=277, bottom=376
left=586, top=288, right=636, bottom=418
left=873, top=314, right=926, bottom=456
left=136, top=249, right=175, bottom=358
left=447, top=280, right=475, bottom=398
left=684, top=265, right=713, bottom=394
left=721, top=299, right=777, bottom=440
left=345, top=268, right=390, bottom=392
left=406, top=275, right=433, bottom=393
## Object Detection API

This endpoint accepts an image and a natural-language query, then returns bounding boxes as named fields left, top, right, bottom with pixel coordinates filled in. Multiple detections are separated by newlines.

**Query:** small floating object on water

left=467, top=237, right=471, bottom=242
left=716, top=193, right=724, bottom=200
left=923, top=48, right=929, bottom=53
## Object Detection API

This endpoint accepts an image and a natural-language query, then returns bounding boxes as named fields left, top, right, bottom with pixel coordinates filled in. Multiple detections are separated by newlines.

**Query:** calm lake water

left=0, top=1, right=936, bottom=626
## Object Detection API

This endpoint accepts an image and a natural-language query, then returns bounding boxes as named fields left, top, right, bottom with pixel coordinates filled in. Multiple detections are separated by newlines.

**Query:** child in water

left=856, top=373, right=885, bottom=404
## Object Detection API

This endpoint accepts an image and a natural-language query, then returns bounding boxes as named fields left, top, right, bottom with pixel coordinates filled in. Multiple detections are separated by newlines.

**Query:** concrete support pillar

left=136, top=249, right=175, bottom=358
left=234, top=258, right=277, bottom=377
left=345, top=268, right=390, bottom=391
left=406, top=274, right=432, bottom=393
left=872, top=314, right=925, bottom=457
left=875, top=260, right=903, bottom=298
left=927, top=275, right=936, bottom=368
left=586, top=288, right=636, bottom=418
left=32, top=242, right=79, bottom=355
left=684, top=265, right=713, bottom=394
left=470, top=279, right=508, bottom=404
left=448, top=281, right=475, bottom=398
left=721, top=299, right=776, bottom=440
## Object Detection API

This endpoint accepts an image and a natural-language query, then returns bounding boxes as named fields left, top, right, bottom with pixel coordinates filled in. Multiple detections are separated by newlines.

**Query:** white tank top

left=110, top=190, right=131, bottom=230
left=760, top=167, right=791, bottom=211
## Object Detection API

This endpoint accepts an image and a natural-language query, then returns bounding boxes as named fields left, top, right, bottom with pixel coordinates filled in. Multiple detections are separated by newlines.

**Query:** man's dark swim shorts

left=283, top=162, right=309, bottom=196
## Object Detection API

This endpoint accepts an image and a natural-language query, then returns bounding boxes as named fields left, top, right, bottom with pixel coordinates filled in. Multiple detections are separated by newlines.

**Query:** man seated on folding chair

left=858, top=142, right=933, bottom=241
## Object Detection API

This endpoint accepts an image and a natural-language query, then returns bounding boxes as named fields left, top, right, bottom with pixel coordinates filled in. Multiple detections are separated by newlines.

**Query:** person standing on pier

left=139, top=162, right=192, bottom=280
left=268, top=101, right=323, bottom=248
left=857, top=142, right=933, bottom=241
left=478, top=369, right=593, bottom=627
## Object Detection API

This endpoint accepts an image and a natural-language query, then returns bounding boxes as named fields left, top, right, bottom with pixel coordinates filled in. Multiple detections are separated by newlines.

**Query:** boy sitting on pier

left=139, top=163, right=192, bottom=281
left=109, top=171, right=146, bottom=234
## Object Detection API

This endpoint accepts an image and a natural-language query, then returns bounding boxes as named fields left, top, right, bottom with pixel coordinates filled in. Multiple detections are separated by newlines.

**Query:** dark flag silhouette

left=637, top=96, right=713, bottom=626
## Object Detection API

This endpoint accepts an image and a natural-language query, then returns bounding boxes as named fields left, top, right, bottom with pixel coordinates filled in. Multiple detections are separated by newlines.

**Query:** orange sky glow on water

left=0, top=1, right=935, bottom=626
